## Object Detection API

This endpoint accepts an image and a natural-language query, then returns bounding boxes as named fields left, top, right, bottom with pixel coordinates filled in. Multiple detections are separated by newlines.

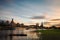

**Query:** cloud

left=0, top=0, right=60, bottom=25
left=47, top=6, right=60, bottom=19
left=30, top=16, right=45, bottom=19
left=44, top=18, right=60, bottom=27
left=50, top=19, right=60, bottom=21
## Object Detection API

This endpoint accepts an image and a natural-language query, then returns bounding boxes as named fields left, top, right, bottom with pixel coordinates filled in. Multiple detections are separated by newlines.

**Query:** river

left=0, top=27, right=41, bottom=40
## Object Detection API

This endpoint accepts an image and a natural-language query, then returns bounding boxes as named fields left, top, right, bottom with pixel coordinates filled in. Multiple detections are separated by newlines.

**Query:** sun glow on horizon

left=0, top=0, right=60, bottom=27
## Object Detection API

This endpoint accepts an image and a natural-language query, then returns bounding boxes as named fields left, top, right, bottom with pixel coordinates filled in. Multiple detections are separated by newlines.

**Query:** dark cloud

left=44, top=22, right=51, bottom=24
left=0, top=0, right=12, bottom=3
left=50, top=19, right=60, bottom=21
left=30, top=16, right=45, bottom=19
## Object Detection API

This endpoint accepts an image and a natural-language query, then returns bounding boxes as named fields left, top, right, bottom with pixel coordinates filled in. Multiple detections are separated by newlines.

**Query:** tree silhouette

left=20, top=23, right=24, bottom=27
left=5, top=20, right=10, bottom=26
left=51, top=25, right=57, bottom=29
left=16, top=23, right=20, bottom=27
left=35, top=23, right=39, bottom=29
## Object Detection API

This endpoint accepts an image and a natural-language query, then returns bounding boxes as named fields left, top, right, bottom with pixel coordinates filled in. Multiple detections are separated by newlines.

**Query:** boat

left=9, top=34, right=27, bottom=36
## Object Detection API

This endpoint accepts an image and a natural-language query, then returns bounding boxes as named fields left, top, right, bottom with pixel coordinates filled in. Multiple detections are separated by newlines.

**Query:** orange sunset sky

left=0, top=0, right=60, bottom=27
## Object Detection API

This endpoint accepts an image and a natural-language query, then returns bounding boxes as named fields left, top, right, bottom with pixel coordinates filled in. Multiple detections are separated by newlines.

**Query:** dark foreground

left=37, top=29, right=60, bottom=40
left=0, top=28, right=60, bottom=40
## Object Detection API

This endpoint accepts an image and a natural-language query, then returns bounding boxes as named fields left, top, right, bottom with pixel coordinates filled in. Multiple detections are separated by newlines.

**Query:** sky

left=0, top=0, right=60, bottom=26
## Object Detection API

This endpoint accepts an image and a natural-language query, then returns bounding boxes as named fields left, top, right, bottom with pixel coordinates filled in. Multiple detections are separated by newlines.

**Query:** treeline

left=0, top=20, right=25, bottom=30
left=0, top=20, right=60, bottom=30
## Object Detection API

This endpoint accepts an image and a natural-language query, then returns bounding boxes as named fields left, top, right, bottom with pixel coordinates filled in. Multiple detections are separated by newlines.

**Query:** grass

left=37, top=29, right=60, bottom=40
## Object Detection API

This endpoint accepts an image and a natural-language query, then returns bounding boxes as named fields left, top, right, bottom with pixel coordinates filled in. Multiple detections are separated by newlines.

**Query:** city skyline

left=0, top=0, right=60, bottom=26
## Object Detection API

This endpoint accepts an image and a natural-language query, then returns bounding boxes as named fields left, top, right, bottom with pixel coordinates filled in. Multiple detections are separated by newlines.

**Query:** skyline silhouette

left=0, top=0, right=60, bottom=40
left=0, top=18, right=60, bottom=29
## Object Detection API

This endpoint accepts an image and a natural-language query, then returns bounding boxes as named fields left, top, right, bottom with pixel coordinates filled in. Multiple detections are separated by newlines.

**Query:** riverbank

left=37, top=29, right=60, bottom=40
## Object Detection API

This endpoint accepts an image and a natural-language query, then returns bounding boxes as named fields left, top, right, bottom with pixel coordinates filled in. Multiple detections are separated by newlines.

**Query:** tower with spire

left=40, top=22, right=44, bottom=29
left=10, top=18, right=15, bottom=27
left=11, top=18, right=14, bottom=24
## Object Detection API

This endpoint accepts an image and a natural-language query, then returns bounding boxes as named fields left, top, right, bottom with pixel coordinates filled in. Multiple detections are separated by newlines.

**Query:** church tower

left=40, top=22, right=44, bottom=29
left=10, top=18, right=15, bottom=27
left=11, top=18, right=14, bottom=23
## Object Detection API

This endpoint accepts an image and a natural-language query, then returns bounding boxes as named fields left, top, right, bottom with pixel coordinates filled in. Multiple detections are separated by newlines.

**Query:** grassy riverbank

left=37, top=29, right=60, bottom=40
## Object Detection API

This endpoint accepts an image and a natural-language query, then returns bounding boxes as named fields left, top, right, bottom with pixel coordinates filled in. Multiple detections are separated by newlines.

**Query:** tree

left=51, top=25, right=57, bottom=29
left=20, top=23, right=24, bottom=27
left=16, top=23, right=20, bottom=27
left=35, top=23, right=39, bottom=29
left=5, top=20, right=10, bottom=26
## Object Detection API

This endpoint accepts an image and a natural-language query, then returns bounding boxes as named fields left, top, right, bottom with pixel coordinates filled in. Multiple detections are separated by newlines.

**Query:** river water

left=0, top=27, right=41, bottom=40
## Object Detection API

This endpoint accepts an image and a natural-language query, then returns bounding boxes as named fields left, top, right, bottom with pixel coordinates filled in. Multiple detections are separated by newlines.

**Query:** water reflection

left=0, top=27, right=41, bottom=40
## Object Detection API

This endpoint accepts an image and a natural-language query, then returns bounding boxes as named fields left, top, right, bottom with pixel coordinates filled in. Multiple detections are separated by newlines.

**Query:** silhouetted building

left=11, top=19, right=14, bottom=24
left=36, top=23, right=39, bottom=26
left=0, top=20, right=5, bottom=27
left=10, top=18, right=16, bottom=27
left=40, top=22, right=44, bottom=29
left=35, top=23, right=39, bottom=29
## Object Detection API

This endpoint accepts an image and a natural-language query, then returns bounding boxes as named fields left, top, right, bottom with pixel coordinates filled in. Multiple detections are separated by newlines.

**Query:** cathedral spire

left=10, top=18, right=15, bottom=27
left=40, top=22, right=44, bottom=28
left=11, top=18, right=14, bottom=23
